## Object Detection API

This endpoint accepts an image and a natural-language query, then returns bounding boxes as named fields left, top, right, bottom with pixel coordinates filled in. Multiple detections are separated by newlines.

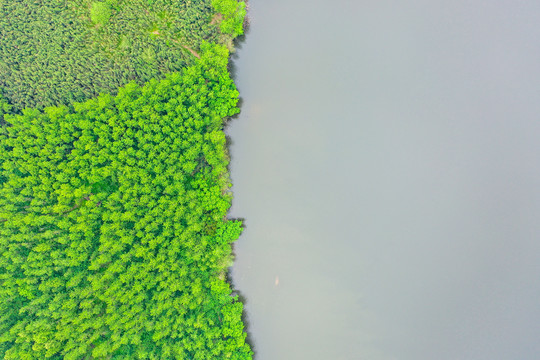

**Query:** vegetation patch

left=90, top=2, right=112, bottom=26
left=0, top=0, right=243, bottom=110
left=0, top=0, right=250, bottom=357
left=211, top=0, right=247, bottom=36
left=0, top=44, right=252, bottom=360
left=0, top=42, right=252, bottom=359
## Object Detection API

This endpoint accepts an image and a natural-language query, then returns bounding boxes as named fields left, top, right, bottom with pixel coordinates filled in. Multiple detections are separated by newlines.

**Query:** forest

left=0, top=0, right=245, bottom=110
left=0, top=0, right=251, bottom=359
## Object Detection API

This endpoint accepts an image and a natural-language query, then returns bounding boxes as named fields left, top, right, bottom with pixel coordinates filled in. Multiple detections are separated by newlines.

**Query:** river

left=227, top=1, right=540, bottom=359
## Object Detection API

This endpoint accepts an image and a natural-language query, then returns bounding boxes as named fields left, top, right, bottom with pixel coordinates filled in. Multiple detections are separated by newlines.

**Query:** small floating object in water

left=275, top=276, right=279, bottom=286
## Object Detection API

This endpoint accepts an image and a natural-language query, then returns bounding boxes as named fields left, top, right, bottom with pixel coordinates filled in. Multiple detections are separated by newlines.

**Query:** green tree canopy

left=0, top=43, right=252, bottom=360
left=211, top=0, right=247, bottom=35
left=0, top=0, right=243, bottom=110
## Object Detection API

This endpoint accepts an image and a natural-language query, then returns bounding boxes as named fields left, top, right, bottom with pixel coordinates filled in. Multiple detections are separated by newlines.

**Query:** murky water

left=227, top=1, right=540, bottom=359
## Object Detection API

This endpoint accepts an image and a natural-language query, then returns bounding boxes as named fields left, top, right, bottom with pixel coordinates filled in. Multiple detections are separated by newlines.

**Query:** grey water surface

left=227, top=1, right=540, bottom=359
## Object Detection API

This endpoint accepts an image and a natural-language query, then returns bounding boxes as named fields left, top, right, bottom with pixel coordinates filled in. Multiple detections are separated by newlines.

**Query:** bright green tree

left=0, top=43, right=252, bottom=360
left=211, top=0, right=247, bottom=35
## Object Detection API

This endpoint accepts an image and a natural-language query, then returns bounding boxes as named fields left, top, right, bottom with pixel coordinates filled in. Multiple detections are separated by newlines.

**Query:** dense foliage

left=211, top=0, right=247, bottom=36
left=0, top=0, right=245, bottom=110
left=0, top=43, right=252, bottom=359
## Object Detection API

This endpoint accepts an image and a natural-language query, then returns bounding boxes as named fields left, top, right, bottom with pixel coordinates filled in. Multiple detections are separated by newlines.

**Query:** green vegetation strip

left=0, top=43, right=252, bottom=359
